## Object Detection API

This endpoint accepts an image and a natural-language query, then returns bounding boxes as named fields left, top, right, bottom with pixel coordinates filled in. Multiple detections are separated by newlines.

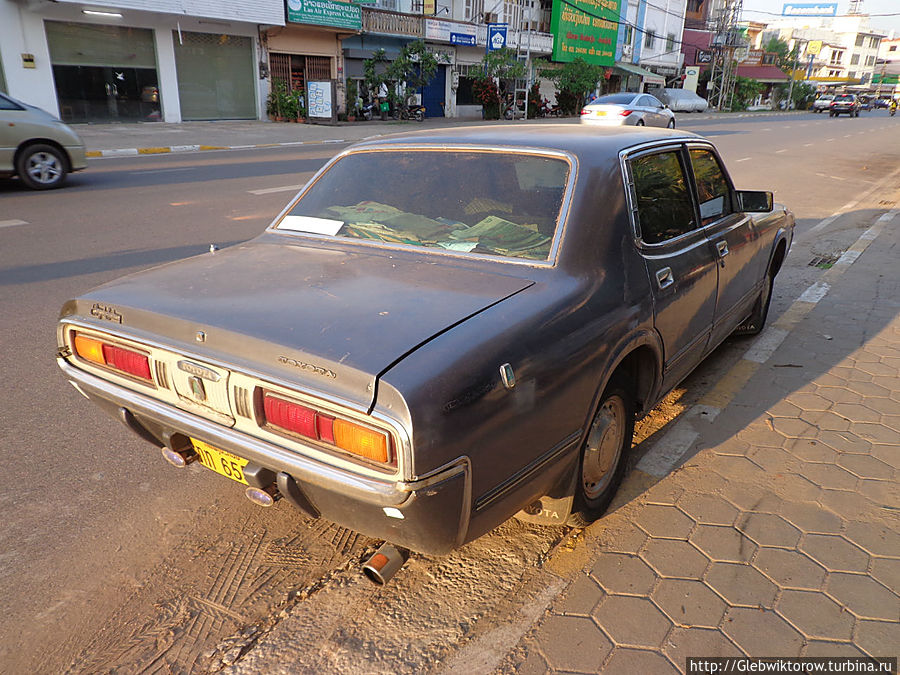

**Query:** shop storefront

left=174, top=31, right=257, bottom=120
left=46, top=21, right=161, bottom=123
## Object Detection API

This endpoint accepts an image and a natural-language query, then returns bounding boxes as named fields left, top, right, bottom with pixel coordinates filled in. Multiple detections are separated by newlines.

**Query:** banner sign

left=426, top=18, right=477, bottom=46
left=487, top=23, right=507, bottom=51
left=287, top=0, right=362, bottom=29
left=308, top=81, right=333, bottom=119
left=781, top=3, right=838, bottom=17
left=550, top=0, right=621, bottom=66
left=696, top=49, right=713, bottom=64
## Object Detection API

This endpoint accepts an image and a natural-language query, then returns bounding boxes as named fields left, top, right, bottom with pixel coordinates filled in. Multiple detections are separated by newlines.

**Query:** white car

left=655, top=88, right=709, bottom=113
left=812, top=95, right=834, bottom=113
left=580, top=92, right=676, bottom=128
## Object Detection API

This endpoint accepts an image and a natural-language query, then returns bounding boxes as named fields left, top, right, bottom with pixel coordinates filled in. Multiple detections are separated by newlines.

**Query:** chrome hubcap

left=581, top=396, right=626, bottom=500
left=26, top=152, right=62, bottom=184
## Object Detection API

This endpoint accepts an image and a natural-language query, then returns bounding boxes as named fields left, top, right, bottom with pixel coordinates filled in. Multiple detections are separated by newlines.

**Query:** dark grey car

left=57, top=126, right=794, bottom=556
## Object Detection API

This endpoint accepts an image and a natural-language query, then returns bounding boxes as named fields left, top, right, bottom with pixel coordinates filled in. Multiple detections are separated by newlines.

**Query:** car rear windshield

left=276, top=149, right=570, bottom=261
left=595, top=94, right=635, bottom=105
left=835, top=95, right=853, bottom=101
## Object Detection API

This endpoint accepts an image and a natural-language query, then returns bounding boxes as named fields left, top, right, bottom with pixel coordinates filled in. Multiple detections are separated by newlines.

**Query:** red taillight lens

left=101, top=343, right=152, bottom=381
left=619, top=109, right=633, bottom=116
left=580, top=108, right=590, bottom=115
left=264, top=395, right=317, bottom=439
left=262, top=392, right=391, bottom=464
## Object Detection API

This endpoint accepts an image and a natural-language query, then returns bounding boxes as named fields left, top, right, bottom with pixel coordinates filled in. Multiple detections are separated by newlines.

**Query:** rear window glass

left=835, top=95, right=853, bottom=101
left=595, top=94, right=635, bottom=105
left=277, top=150, right=569, bottom=261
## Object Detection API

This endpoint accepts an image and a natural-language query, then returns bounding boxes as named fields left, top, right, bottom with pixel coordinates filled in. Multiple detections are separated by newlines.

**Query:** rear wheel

left=667, top=118, right=675, bottom=129
left=567, top=382, right=634, bottom=527
left=16, top=143, right=67, bottom=189
left=734, top=273, right=772, bottom=336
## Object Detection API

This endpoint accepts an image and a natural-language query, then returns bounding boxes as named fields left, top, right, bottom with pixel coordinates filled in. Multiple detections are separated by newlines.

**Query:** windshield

left=835, top=95, right=853, bottom=101
left=594, top=94, right=636, bottom=105
left=276, top=149, right=570, bottom=261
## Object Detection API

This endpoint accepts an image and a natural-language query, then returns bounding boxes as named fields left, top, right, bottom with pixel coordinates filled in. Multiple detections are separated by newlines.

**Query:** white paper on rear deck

left=278, top=215, right=344, bottom=235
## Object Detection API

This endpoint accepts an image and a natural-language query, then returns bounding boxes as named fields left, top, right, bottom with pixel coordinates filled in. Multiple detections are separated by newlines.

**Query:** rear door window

left=688, top=148, right=733, bottom=225
left=629, top=150, right=697, bottom=244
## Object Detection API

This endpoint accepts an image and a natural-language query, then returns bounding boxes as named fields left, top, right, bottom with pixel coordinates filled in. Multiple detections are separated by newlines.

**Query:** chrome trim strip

left=58, top=360, right=460, bottom=507
left=265, top=144, right=578, bottom=269
left=59, top=319, right=413, bottom=481
left=474, top=431, right=581, bottom=512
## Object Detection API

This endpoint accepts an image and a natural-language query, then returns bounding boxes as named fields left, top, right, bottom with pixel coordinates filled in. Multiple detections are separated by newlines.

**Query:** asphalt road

left=1, top=111, right=898, bottom=674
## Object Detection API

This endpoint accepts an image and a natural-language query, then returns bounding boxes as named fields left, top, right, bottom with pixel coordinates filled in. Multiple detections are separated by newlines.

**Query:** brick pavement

left=500, top=215, right=900, bottom=673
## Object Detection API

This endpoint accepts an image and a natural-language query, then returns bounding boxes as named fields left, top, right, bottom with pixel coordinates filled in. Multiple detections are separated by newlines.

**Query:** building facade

left=0, top=0, right=283, bottom=122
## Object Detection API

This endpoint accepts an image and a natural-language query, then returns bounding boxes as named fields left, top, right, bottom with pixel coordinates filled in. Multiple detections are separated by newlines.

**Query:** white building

left=0, top=0, right=283, bottom=122
left=617, top=0, right=686, bottom=87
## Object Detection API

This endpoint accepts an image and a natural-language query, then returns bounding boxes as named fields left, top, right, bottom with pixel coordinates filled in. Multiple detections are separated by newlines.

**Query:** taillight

left=262, top=392, right=392, bottom=465
left=72, top=332, right=152, bottom=382
left=619, top=109, right=633, bottom=116
left=580, top=108, right=590, bottom=115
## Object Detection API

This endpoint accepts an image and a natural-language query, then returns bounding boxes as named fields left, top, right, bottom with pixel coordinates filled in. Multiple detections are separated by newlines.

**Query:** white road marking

left=763, top=128, right=772, bottom=131
left=736, top=157, right=752, bottom=162
left=775, top=149, right=787, bottom=154
left=248, top=185, right=303, bottom=195
left=877, top=208, right=899, bottom=224
left=798, top=281, right=831, bottom=304
left=804, top=143, right=813, bottom=147
left=826, top=138, right=836, bottom=141
left=129, top=167, right=193, bottom=175
left=835, top=250, right=861, bottom=266
left=0, top=219, right=28, bottom=228
left=744, top=327, right=791, bottom=364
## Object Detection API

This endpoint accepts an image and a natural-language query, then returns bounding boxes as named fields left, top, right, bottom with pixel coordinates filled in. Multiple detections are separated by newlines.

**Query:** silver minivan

left=0, top=93, right=87, bottom=189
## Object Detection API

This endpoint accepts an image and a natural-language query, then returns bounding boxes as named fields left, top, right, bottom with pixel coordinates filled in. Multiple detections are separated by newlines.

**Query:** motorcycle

left=360, top=101, right=377, bottom=121
left=392, top=104, right=426, bottom=121
left=891, top=103, right=897, bottom=117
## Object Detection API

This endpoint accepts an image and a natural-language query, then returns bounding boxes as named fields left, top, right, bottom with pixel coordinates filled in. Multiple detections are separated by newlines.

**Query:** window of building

left=624, top=25, right=633, bottom=46
left=829, top=51, right=843, bottom=64
left=890, top=45, right=898, bottom=52
left=645, top=30, right=655, bottom=49
left=848, top=71, right=857, bottom=79
left=855, top=35, right=865, bottom=47
left=866, top=55, right=875, bottom=66
left=666, top=33, right=676, bottom=52
left=630, top=150, right=696, bottom=244
left=850, top=54, right=860, bottom=65
left=870, top=37, right=881, bottom=49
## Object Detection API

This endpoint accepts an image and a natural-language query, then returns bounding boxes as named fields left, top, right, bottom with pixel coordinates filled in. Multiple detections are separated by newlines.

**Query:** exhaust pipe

left=361, top=543, right=409, bottom=585
left=160, top=446, right=197, bottom=468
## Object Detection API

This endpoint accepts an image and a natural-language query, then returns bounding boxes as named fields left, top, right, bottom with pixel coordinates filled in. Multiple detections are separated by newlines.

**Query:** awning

left=614, top=62, right=666, bottom=86
left=735, top=65, right=790, bottom=83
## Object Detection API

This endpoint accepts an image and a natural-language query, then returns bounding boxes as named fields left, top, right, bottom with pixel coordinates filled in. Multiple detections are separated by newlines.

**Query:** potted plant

left=266, top=78, right=290, bottom=121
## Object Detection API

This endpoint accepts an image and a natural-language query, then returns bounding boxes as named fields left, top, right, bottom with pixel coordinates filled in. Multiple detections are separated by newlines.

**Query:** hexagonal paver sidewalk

left=497, top=218, right=900, bottom=673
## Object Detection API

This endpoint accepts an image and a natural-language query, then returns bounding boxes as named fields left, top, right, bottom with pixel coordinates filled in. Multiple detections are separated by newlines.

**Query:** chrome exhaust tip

left=361, top=543, right=409, bottom=585
left=160, top=446, right=197, bottom=468
left=244, top=485, right=280, bottom=507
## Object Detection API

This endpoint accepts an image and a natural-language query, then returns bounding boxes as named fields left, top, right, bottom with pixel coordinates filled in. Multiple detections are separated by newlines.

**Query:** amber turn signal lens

left=333, top=419, right=390, bottom=463
left=73, top=334, right=105, bottom=365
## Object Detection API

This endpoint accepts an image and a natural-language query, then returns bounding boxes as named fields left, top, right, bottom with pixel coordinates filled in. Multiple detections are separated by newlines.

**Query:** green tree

left=538, top=58, right=605, bottom=115
left=763, top=37, right=795, bottom=72
left=363, top=42, right=440, bottom=108
left=731, top=76, right=765, bottom=110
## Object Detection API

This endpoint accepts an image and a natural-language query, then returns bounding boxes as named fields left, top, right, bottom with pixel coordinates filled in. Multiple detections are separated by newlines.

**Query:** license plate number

left=191, top=438, right=249, bottom=485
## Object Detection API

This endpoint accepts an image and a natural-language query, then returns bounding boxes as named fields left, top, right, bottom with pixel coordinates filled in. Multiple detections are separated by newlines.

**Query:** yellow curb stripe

left=85, top=150, right=102, bottom=158
left=198, top=145, right=228, bottom=151
left=137, top=147, right=172, bottom=155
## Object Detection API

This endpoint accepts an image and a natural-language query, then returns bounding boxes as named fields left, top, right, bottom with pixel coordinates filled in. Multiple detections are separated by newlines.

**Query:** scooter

left=360, top=101, right=377, bottom=121
left=891, top=104, right=897, bottom=117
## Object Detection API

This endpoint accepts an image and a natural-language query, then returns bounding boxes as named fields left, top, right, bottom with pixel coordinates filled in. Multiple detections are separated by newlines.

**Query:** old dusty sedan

left=57, top=126, right=793, bottom=560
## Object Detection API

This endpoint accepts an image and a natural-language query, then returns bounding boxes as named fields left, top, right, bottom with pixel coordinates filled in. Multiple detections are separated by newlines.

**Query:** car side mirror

left=736, top=190, right=774, bottom=213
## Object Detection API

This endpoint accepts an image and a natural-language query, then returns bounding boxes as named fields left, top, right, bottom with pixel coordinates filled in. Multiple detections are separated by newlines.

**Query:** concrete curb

left=82, top=110, right=806, bottom=159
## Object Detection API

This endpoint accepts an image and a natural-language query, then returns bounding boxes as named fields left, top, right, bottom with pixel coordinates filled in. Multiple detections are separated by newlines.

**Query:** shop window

left=645, top=31, right=655, bottom=49
left=456, top=76, right=476, bottom=105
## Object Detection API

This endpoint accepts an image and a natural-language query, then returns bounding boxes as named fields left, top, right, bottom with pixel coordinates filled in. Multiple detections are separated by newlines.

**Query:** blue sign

left=451, top=33, right=476, bottom=46
left=487, top=23, right=507, bottom=51
left=781, top=3, right=838, bottom=17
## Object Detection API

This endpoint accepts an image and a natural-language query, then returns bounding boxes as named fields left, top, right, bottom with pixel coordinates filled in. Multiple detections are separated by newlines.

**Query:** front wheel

left=567, top=383, right=634, bottom=527
left=16, top=143, right=67, bottom=189
left=414, top=110, right=424, bottom=122
left=635, top=119, right=645, bottom=126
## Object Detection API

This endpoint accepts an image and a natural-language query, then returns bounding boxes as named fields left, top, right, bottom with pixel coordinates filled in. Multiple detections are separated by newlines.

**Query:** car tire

left=734, top=273, right=772, bottom=336
left=16, top=143, right=68, bottom=190
left=636, top=119, right=645, bottom=126
left=667, top=119, right=675, bottom=128
left=567, top=381, right=634, bottom=528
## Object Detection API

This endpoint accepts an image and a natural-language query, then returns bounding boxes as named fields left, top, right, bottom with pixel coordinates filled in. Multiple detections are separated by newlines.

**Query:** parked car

left=0, top=92, right=87, bottom=189
left=655, top=88, right=709, bottom=112
left=57, top=126, right=793, bottom=560
left=812, top=94, right=834, bottom=112
left=580, top=92, right=676, bottom=128
left=829, top=93, right=860, bottom=117
left=873, top=98, right=891, bottom=109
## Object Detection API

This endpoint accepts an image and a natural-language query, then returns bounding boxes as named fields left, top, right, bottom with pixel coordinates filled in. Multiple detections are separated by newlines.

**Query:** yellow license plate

left=595, top=111, right=607, bottom=116
left=191, top=438, right=249, bottom=485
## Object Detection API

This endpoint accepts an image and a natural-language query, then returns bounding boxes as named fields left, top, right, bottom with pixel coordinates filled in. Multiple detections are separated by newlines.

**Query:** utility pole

left=709, top=0, right=744, bottom=111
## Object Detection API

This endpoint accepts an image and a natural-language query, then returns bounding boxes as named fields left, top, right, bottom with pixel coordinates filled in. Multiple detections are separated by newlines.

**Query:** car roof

left=345, top=124, right=702, bottom=161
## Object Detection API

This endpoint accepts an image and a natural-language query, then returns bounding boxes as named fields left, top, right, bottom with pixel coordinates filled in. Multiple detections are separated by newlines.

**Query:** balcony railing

left=362, top=8, right=423, bottom=37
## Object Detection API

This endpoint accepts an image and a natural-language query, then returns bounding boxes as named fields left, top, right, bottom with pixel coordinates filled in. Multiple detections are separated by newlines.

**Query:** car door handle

left=716, top=241, right=729, bottom=266
left=656, top=267, right=674, bottom=289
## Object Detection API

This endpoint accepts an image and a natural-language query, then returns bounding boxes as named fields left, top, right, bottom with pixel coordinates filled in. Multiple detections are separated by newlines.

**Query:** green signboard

left=873, top=73, right=900, bottom=85
left=287, top=0, right=362, bottom=30
left=550, top=0, right=621, bottom=65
